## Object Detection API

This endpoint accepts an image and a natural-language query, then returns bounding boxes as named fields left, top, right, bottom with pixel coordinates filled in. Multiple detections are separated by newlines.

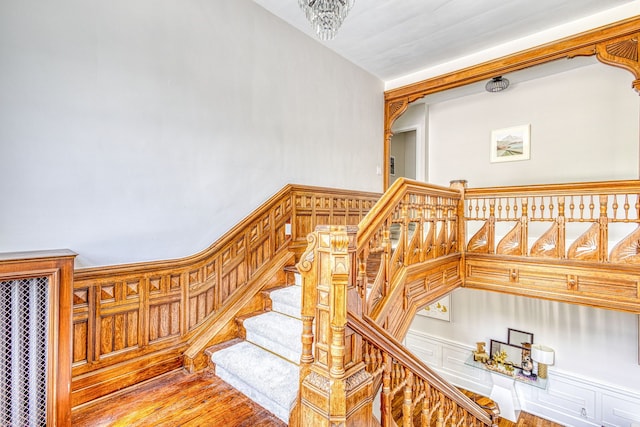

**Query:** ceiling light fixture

left=299, top=0, right=355, bottom=41
left=485, top=76, right=510, bottom=93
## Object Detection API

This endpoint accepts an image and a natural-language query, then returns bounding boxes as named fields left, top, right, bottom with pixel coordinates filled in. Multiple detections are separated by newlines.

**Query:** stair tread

left=243, top=312, right=302, bottom=363
left=269, top=285, right=301, bottom=319
left=212, top=341, right=298, bottom=413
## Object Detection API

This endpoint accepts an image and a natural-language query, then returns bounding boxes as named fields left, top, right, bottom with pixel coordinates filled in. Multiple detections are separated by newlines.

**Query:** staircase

left=208, top=272, right=302, bottom=424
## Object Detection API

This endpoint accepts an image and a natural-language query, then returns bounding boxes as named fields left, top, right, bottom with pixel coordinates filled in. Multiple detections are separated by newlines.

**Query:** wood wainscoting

left=69, top=184, right=380, bottom=407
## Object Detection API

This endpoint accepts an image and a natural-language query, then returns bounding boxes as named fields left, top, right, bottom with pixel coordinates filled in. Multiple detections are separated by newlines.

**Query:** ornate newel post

left=298, top=225, right=373, bottom=426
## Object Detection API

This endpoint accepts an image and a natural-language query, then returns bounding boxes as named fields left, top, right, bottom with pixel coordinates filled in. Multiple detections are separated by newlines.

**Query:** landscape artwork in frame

left=490, top=124, right=530, bottom=163
left=417, top=294, right=450, bottom=322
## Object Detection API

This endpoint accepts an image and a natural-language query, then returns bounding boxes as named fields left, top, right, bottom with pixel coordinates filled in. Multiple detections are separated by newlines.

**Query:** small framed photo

left=490, top=124, right=530, bottom=163
left=390, top=156, right=396, bottom=176
left=508, top=328, right=534, bottom=347
left=490, top=339, right=525, bottom=368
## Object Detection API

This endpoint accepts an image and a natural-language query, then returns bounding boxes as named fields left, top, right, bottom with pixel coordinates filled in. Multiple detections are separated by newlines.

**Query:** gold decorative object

left=473, top=341, right=489, bottom=363
left=492, top=350, right=508, bottom=366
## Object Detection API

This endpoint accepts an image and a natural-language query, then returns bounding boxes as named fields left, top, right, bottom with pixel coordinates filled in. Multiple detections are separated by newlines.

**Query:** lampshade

left=530, top=344, right=555, bottom=365
left=485, top=76, right=509, bottom=92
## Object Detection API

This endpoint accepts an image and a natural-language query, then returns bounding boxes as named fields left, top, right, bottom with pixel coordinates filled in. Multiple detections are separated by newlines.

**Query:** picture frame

left=389, top=156, right=396, bottom=176
left=416, top=294, right=450, bottom=322
left=489, top=339, right=525, bottom=368
left=490, top=124, right=530, bottom=163
left=508, top=328, right=534, bottom=347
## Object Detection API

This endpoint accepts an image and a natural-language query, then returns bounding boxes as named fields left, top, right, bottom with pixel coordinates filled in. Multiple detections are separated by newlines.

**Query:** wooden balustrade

left=463, top=180, right=640, bottom=313
left=356, top=178, right=463, bottom=337
left=351, top=314, right=498, bottom=427
left=297, top=181, right=495, bottom=426
left=70, top=184, right=379, bottom=407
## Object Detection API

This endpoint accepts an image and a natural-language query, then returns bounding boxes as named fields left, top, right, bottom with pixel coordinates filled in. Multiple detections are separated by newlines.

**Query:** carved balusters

left=381, top=352, right=393, bottom=427
left=383, top=226, right=392, bottom=297
left=466, top=188, right=640, bottom=263
left=520, top=197, right=529, bottom=256
left=558, top=196, right=566, bottom=258
left=400, top=203, right=409, bottom=267
left=420, top=382, right=431, bottom=426
left=402, top=371, right=414, bottom=427
left=297, top=232, right=317, bottom=369
left=427, top=199, right=438, bottom=258
left=599, top=194, right=610, bottom=262
left=436, top=392, right=445, bottom=427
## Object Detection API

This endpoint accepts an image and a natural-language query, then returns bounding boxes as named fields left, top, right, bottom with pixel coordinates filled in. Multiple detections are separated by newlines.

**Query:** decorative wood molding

left=383, top=16, right=640, bottom=189
left=467, top=222, right=490, bottom=253
left=567, top=223, right=600, bottom=261
left=465, top=254, right=640, bottom=313
left=610, top=225, right=640, bottom=263
left=530, top=223, right=560, bottom=258
left=596, top=32, right=640, bottom=91
left=497, top=222, right=522, bottom=256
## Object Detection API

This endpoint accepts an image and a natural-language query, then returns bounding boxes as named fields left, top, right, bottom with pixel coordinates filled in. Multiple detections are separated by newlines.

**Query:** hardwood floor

left=72, top=368, right=561, bottom=427
left=71, top=369, right=286, bottom=427
left=499, top=412, right=564, bottom=427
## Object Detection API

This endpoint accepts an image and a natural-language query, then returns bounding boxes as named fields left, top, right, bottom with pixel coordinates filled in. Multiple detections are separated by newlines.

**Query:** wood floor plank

left=72, top=369, right=286, bottom=427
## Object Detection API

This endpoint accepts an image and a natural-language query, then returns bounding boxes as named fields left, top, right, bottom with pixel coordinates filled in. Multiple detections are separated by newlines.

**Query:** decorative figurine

left=521, top=343, right=534, bottom=376
left=473, top=341, right=489, bottom=363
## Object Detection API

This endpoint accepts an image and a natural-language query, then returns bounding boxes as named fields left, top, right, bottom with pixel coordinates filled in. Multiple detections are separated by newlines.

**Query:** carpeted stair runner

left=210, top=279, right=302, bottom=424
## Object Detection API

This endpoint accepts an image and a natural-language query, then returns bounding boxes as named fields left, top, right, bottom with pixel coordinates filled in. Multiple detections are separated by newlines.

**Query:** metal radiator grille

left=0, top=277, right=49, bottom=427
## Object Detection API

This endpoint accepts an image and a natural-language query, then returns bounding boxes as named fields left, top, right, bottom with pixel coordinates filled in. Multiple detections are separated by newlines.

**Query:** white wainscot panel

left=405, top=330, right=491, bottom=397
left=405, top=332, right=439, bottom=366
left=521, top=372, right=599, bottom=427
left=602, top=389, right=640, bottom=427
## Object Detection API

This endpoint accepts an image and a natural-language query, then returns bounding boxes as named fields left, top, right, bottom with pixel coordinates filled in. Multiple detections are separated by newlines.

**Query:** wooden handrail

left=348, top=313, right=498, bottom=426
left=465, top=179, right=640, bottom=198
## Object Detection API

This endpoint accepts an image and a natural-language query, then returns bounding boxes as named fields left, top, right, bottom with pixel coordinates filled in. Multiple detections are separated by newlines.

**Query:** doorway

left=389, top=129, right=417, bottom=185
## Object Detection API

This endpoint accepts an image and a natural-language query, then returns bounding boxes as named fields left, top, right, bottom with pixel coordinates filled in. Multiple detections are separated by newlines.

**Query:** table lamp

left=531, top=344, right=554, bottom=379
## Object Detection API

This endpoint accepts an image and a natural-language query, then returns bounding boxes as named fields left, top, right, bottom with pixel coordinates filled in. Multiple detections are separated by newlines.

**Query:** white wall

left=0, top=0, right=384, bottom=267
left=428, top=61, right=639, bottom=187
left=412, top=289, right=639, bottom=390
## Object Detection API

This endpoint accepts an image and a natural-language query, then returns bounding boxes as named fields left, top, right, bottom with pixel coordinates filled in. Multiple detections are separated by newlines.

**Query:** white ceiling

left=253, top=0, right=636, bottom=82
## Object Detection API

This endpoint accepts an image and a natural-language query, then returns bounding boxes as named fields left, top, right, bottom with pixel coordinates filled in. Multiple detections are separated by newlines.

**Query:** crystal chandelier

left=299, top=0, right=355, bottom=41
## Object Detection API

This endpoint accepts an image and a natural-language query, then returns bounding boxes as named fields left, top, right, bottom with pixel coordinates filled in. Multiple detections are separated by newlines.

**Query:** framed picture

left=508, top=328, right=534, bottom=347
left=390, top=156, right=396, bottom=176
left=416, top=294, right=450, bottom=322
left=490, top=124, right=530, bottom=163
left=490, top=339, right=525, bottom=368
